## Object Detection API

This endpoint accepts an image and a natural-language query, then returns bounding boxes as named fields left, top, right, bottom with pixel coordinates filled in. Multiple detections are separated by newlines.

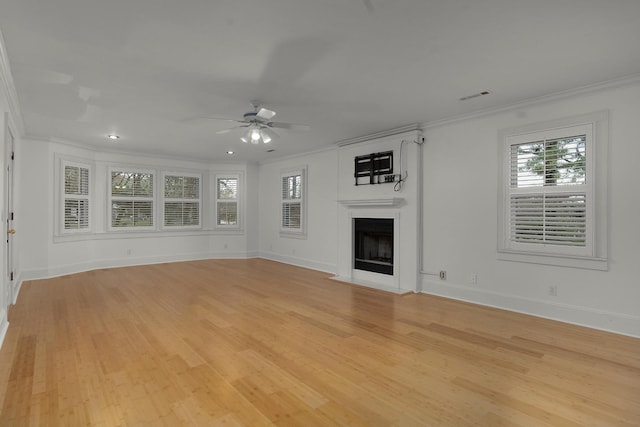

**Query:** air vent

left=266, top=149, right=276, bottom=153
left=459, top=91, right=490, bottom=101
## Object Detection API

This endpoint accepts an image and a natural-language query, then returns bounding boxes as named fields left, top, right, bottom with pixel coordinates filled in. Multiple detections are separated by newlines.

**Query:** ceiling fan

left=208, top=103, right=309, bottom=144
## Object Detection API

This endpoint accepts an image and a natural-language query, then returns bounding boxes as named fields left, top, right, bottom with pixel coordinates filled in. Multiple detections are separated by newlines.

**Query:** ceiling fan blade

left=256, top=107, right=276, bottom=120
left=268, top=122, right=310, bottom=131
left=261, top=127, right=279, bottom=140
left=216, top=125, right=249, bottom=134
left=204, top=117, right=246, bottom=123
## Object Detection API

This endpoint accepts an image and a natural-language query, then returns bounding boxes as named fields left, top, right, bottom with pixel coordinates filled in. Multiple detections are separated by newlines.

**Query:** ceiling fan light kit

left=240, top=125, right=272, bottom=144
left=210, top=103, right=308, bottom=145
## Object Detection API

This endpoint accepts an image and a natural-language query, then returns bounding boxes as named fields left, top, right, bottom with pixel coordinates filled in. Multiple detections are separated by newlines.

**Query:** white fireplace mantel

left=337, top=198, right=405, bottom=208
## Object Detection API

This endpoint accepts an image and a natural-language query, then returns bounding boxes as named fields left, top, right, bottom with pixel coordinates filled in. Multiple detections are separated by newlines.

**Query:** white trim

left=336, top=123, right=422, bottom=147
left=0, top=28, right=25, bottom=136
left=20, top=252, right=257, bottom=282
left=338, top=198, right=405, bottom=208
left=421, top=278, right=640, bottom=338
left=60, top=159, right=93, bottom=234
left=423, top=73, right=640, bottom=131
left=259, top=250, right=336, bottom=275
left=497, top=111, right=609, bottom=269
left=280, top=166, right=307, bottom=238
left=108, top=166, right=156, bottom=231
left=11, top=272, right=22, bottom=305
left=214, top=173, right=242, bottom=230
left=0, top=313, right=8, bottom=350
left=161, top=171, right=202, bottom=230
left=330, top=276, right=412, bottom=295
left=497, top=250, right=608, bottom=271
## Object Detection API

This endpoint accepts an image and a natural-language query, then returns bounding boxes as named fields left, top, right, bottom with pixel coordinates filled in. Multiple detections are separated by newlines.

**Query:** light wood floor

left=0, top=259, right=638, bottom=426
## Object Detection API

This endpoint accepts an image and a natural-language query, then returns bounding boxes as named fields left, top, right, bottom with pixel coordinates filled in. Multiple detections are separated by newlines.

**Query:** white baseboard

left=12, top=275, right=22, bottom=305
left=20, top=251, right=254, bottom=282
left=422, top=279, right=640, bottom=338
left=330, top=275, right=413, bottom=295
left=0, top=311, right=8, bottom=350
left=258, top=251, right=336, bottom=275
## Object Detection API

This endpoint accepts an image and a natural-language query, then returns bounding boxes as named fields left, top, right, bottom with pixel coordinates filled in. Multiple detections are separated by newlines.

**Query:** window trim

left=280, top=166, right=307, bottom=238
left=161, top=171, right=202, bottom=230
left=215, top=173, right=241, bottom=230
left=108, top=167, right=156, bottom=232
left=497, top=111, right=608, bottom=270
left=60, top=159, right=92, bottom=234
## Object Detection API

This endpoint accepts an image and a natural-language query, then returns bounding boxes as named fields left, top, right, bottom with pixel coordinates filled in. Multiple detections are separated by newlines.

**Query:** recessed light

left=107, top=134, right=120, bottom=140
left=227, top=150, right=235, bottom=155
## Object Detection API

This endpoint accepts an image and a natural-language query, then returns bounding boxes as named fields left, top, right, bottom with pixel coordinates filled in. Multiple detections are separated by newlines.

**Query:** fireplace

left=353, top=218, right=394, bottom=275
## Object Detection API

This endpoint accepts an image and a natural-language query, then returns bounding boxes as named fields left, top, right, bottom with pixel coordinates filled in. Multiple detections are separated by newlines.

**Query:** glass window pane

left=65, top=166, right=79, bottom=194
left=112, top=172, right=153, bottom=197
left=218, top=178, right=238, bottom=200
left=164, top=176, right=183, bottom=198
left=511, top=136, right=586, bottom=188
left=183, top=202, right=200, bottom=226
left=112, top=200, right=153, bottom=227
left=164, top=202, right=182, bottom=226
left=217, top=201, right=237, bottom=225
left=183, top=177, right=200, bottom=199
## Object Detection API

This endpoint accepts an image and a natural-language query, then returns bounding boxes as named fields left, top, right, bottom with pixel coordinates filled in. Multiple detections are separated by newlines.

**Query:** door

left=4, top=122, right=14, bottom=304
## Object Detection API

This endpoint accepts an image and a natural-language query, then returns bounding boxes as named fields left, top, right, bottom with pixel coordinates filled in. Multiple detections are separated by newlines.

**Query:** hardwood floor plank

left=0, top=259, right=638, bottom=426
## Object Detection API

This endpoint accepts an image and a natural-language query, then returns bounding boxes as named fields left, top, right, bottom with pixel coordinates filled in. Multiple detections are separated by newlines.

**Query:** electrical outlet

left=549, top=285, right=558, bottom=296
left=439, top=270, right=446, bottom=280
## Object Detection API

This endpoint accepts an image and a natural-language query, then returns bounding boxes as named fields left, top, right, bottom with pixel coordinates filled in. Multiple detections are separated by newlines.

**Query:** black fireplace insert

left=353, top=218, right=394, bottom=275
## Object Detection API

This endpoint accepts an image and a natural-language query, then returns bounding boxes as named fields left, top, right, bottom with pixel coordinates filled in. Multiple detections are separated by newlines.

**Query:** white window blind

left=281, top=170, right=304, bottom=233
left=164, top=174, right=201, bottom=227
left=216, top=177, right=238, bottom=226
left=110, top=170, right=154, bottom=229
left=502, top=121, right=595, bottom=258
left=63, top=163, right=90, bottom=231
left=509, top=135, right=588, bottom=248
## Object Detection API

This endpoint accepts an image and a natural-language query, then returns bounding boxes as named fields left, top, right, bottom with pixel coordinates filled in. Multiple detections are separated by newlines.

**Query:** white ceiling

left=1, top=0, right=639, bottom=162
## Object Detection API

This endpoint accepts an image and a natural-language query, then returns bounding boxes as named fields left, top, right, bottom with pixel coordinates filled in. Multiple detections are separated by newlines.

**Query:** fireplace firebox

left=353, top=218, right=394, bottom=275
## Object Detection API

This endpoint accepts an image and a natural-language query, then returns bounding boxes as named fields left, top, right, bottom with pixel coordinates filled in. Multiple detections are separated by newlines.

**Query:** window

left=163, top=173, right=201, bottom=228
left=216, top=176, right=239, bottom=227
left=110, top=169, right=154, bottom=229
left=281, top=167, right=306, bottom=237
left=62, top=161, right=90, bottom=232
left=498, top=112, right=608, bottom=269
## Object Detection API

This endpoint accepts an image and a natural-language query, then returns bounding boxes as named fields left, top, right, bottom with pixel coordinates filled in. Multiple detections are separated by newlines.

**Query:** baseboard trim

left=330, top=275, right=413, bottom=295
left=421, top=279, right=640, bottom=338
left=0, top=313, right=8, bottom=350
left=12, top=276, right=22, bottom=305
left=258, top=251, right=336, bottom=275
left=20, top=251, right=254, bottom=282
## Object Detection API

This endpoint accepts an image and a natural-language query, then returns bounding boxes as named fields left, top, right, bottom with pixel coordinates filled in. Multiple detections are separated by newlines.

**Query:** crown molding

left=0, top=28, right=25, bottom=136
left=422, top=73, right=640, bottom=131
left=335, top=123, right=422, bottom=147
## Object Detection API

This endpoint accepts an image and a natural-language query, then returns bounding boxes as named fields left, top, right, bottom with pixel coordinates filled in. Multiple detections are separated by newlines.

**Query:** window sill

left=497, top=250, right=608, bottom=271
left=53, top=228, right=245, bottom=243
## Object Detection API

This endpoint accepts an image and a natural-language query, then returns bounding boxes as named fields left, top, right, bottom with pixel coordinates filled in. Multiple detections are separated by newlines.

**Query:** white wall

left=258, top=148, right=338, bottom=273
left=19, top=139, right=258, bottom=280
left=420, top=81, right=640, bottom=337
left=7, top=74, right=640, bottom=337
